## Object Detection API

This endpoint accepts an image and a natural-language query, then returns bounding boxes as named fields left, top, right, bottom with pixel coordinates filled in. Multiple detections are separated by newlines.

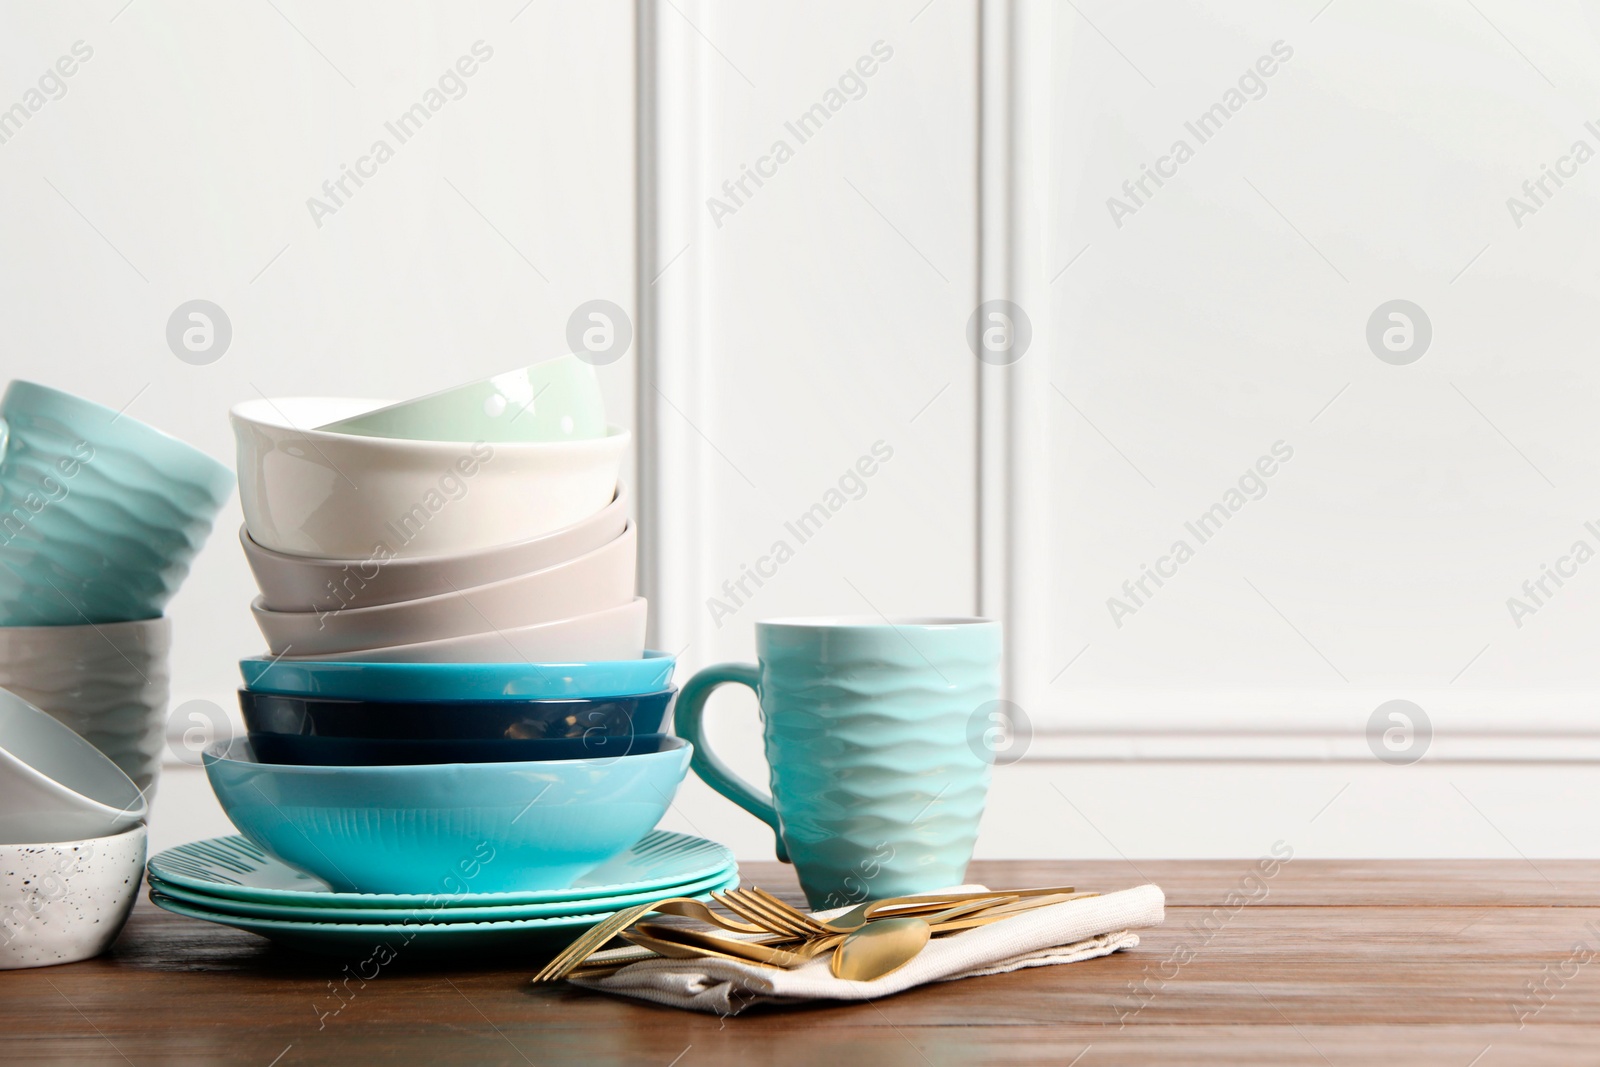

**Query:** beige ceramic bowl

left=231, top=397, right=628, bottom=559
left=251, top=524, right=638, bottom=657
left=278, top=597, right=649, bottom=664
left=242, top=485, right=630, bottom=614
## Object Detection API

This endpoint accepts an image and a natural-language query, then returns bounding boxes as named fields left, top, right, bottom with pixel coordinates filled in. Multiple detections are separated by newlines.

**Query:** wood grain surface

left=4, top=859, right=1599, bottom=1065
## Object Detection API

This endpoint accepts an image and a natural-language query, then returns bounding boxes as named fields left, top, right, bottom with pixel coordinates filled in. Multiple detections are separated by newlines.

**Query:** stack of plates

left=147, top=831, right=737, bottom=957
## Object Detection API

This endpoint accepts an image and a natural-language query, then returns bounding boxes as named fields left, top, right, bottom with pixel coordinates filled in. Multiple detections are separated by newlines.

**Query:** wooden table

left=4, top=859, right=1598, bottom=1065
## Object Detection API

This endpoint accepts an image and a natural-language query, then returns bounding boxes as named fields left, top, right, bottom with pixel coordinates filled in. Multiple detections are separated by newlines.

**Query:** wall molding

left=635, top=0, right=712, bottom=664
left=1019, top=689, right=1600, bottom=762
left=977, top=0, right=1055, bottom=712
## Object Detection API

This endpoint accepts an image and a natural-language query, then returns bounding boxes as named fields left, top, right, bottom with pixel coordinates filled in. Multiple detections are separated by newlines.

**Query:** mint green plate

left=146, top=831, right=735, bottom=909
left=146, top=864, right=735, bottom=923
left=148, top=873, right=740, bottom=958
left=315, top=357, right=607, bottom=443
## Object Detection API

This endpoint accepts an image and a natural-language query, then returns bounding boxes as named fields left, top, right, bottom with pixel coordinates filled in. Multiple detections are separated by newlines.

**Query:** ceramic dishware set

left=0, top=365, right=1012, bottom=970
left=144, top=361, right=733, bottom=954
left=0, top=382, right=230, bottom=969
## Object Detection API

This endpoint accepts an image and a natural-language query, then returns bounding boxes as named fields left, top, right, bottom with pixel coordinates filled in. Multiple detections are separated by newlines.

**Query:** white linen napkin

left=569, top=883, right=1165, bottom=1015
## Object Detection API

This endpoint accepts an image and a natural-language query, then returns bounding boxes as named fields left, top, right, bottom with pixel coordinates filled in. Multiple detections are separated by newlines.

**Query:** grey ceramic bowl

left=242, top=485, right=629, bottom=614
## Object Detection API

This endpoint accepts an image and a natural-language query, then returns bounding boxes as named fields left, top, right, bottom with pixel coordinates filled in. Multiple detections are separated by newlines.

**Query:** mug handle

left=673, top=662, right=789, bottom=863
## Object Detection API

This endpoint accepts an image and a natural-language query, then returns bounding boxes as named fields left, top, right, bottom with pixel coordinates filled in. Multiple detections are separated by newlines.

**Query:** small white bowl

left=0, top=824, right=146, bottom=969
left=0, top=687, right=147, bottom=844
left=251, top=524, right=638, bottom=657
left=232, top=397, right=629, bottom=560
left=280, top=597, right=649, bottom=664
left=243, top=485, right=631, bottom=614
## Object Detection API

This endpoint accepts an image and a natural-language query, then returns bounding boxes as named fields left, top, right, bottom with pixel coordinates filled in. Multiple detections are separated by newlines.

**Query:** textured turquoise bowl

left=239, top=651, right=675, bottom=702
left=202, top=737, right=691, bottom=894
left=0, top=381, right=232, bottom=624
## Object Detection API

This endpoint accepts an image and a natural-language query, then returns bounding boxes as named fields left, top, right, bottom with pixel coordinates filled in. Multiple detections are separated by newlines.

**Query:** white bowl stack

left=231, top=368, right=642, bottom=663
left=0, top=689, right=148, bottom=969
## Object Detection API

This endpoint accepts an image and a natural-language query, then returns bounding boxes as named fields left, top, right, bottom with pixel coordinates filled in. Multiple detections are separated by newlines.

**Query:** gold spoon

left=831, top=897, right=1016, bottom=982
left=630, top=923, right=811, bottom=967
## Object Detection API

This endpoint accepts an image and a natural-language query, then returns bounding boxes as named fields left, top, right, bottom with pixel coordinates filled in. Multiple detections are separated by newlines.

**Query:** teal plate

left=147, top=831, right=734, bottom=908
left=146, top=864, right=737, bottom=923
left=148, top=873, right=740, bottom=958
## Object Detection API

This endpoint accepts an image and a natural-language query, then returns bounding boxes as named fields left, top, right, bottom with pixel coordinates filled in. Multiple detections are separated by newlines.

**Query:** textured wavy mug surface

left=0, top=618, right=172, bottom=794
left=675, top=618, right=1000, bottom=908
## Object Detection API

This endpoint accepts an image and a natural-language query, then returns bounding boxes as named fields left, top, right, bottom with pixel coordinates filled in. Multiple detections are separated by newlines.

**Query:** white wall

left=1034, top=0, right=1600, bottom=721
left=0, top=1, right=636, bottom=719
left=11, top=0, right=1600, bottom=864
left=637, top=0, right=1600, bottom=862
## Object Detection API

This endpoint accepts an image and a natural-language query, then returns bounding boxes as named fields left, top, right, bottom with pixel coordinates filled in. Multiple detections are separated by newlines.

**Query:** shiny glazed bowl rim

left=236, top=684, right=677, bottom=712
left=0, top=821, right=147, bottom=856
left=205, top=733, right=689, bottom=776
left=239, top=484, right=629, bottom=571
left=230, top=397, right=630, bottom=457
left=0, top=687, right=148, bottom=825
left=248, top=521, right=636, bottom=624
left=758, top=616, right=999, bottom=630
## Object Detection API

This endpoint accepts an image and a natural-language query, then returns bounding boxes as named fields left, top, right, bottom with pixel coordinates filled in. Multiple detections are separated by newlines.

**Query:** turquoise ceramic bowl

left=0, top=381, right=233, bottom=624
left=202, top=737, right=692, bottom=894
left=238, top=652, right=675, bottom=702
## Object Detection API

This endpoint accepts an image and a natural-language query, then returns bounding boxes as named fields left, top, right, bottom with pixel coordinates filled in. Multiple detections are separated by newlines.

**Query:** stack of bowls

left=0, top=381, right=231, bottom=795
left=154, top=361, right=725, bottom=952
left=231, top=358, right=643, bottom=662
left=0, top=688, right=149, bottom=969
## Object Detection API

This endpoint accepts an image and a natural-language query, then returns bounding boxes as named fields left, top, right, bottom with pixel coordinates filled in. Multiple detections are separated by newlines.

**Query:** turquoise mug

left=675, top=616, right=1001, bottom=908
left=0, top=381, right=233, bottom=624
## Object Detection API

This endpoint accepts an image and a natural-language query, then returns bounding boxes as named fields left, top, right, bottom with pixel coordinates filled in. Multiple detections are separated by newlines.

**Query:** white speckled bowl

left=0, top=823, right=146, bottom=969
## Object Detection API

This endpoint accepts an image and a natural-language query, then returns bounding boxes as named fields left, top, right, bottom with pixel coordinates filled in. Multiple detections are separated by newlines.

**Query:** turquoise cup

left=674, top=616, right=1001, bottom=909
left=0, top=381, right=233, bottom=624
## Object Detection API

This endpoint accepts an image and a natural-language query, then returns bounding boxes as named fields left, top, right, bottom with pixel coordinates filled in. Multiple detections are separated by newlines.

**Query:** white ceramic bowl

left=231, top=397, right=630, bottom=559
left=0, top=824, right=146, bottom=969
left=280, top=597, right=649, bottom=664
left=251, top=524, right=638, bottom=657
left=243, top=485, right=631, bottom=614
left=0, top=687, right=146, bottom=844
left=0, top=619, right=171, bottom=795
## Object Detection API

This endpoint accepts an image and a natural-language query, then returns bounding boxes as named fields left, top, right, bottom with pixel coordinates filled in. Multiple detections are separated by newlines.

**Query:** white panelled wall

left=627, top=0, right=1600, bottom=865
left=5, top=0, right=1597, bottom=861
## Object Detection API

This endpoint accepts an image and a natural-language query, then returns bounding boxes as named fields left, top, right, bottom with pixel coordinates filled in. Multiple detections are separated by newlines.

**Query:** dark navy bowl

left=236, top=687, right=674, bottom=742
left=245, top=731, right=677, bottom=767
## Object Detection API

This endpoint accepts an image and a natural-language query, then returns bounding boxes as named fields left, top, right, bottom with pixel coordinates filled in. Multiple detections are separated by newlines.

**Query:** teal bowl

left=202, top=737, right=691, bottom=894
left=238, top=652, right=675, bottom=702
left=0, top=381, right=233, bottom=625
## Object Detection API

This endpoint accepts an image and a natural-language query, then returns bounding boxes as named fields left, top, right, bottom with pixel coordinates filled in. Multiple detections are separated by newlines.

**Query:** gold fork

left=533, top=900, right=668, bottom=982
left=534, top=894, right=774, bottom=982
left=748, top=885, right=1081, bottom=933
left=713, top=889, right=820, bottom=937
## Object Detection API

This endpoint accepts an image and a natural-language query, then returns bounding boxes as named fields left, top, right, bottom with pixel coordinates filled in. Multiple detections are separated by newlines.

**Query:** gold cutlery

left=830, top=898, right=1016, bottom=982
left=742, top=884, right=1081, bottom=934
left=534, top=884, right=1100, bottom=984
left=632, top=923, right=810, bottom=964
